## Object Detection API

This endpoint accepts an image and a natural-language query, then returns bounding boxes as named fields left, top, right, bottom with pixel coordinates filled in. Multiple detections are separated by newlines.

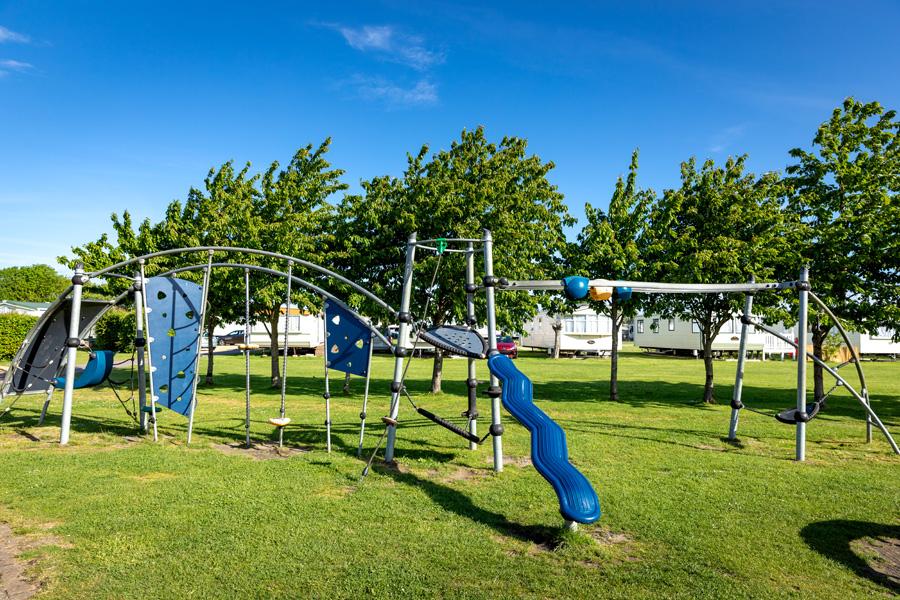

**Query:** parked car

left=496, top=335, right=518, bottom=358
left=216, top=330, right=245, bottom=345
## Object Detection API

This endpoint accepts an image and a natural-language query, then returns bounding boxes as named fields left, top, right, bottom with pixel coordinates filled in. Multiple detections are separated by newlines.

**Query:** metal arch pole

left=134, top=269, right=149, bottom=434
left=322, top=298, right=332, bottom=453
left=357, top=330, right=375, bottom=457
left=156, top=263, right=393, bottom=349
left=59, top=264, right=85, bottom=445
left=279, top=261, right=293, bottom=449
left=796, top=266, right=809, bottom=461
left=385, top=232, right=417, bottom=463
left=140, top=261, right=158, bottom=441
left=244, top=268, right=252, bottom=448
left=186, top=252, right=213, bottom=445
left=465, top=242, right=479, bottom=451
left=88, top=246, right=397, bottom=316
left=728, top=277, right=755, bottom=441
left=483, top=230, right=503, bottom=472
left=807, top=291, right=872, bottom=444
left=748, top=319, right=900, bottom=454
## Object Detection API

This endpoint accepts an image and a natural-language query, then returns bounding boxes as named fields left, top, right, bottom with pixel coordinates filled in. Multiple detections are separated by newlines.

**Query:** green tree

left=784, top=98, right=900, bottom=400
left=642, top=155, right=788, bottom=403
left=575, top=150, right=653, bottom=401
left=337, top=127, right=573, bottom=392
left=63, top=140, right=345, bottom=387
left=0, top=264, right=69, bottom=302
left=239, top=140, right=347, bottom=386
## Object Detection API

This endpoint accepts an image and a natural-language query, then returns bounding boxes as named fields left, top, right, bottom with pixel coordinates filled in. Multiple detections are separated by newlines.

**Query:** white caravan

left=633, top=314, right=795, bottom=359
left=213, top=305, right=325, bottom=353
left=521, top=306, right=620, bottom=356
left=846, top=328, right=899, bottom=358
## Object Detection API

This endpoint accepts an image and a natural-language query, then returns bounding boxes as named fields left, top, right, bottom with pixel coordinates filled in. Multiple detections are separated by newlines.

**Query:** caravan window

left=721, top=320, right=734, bottom=334
left=691, top=321, right=700, bottom=334
left=586, top=314, right=599, bottom=333
left=651, top=318, right=659, bottom=333
left=563, top=318, right=575, bottom=333
left=574, top=314, right=587, bottom=333
left=873, top=327, right=894, bottom=340
left=668, top=319, right=675, bottom=332
left=637, top=319, right=644, bottom=334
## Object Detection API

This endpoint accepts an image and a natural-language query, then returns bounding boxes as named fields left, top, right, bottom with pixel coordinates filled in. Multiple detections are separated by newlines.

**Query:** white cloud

left=707, top=124, right=748, bottom=154
left=334, top=24, right=443, bottom=71
left=0, top=58, right=33, bottom=77
left=0, top=25, right=30, bottom=44
left=0, top=59, right=32, bottom=71
left=345, top=75, right=438, bottom=107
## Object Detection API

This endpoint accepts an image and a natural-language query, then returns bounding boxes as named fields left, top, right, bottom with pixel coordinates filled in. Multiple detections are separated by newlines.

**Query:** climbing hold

left=589, top=286, right=613, bottom=301
left=613, top=286, right=633, bottom=302
left=561, top=276, right=590, bottom=300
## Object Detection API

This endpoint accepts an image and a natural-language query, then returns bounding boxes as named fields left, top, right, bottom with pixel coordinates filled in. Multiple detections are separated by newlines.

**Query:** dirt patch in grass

left=852, top=536, right=900, bottom=590
left=431, top=466, right=489, bottom=483
left=213, top=442, right=310, bottom=460
left=0, top=522, right=70, bottom=599
left=483, top=454, right=532, bottom=469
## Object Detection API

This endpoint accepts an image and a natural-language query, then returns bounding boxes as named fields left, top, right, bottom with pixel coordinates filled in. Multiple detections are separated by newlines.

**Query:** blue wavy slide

left=488, top=354, right=601, bottom=524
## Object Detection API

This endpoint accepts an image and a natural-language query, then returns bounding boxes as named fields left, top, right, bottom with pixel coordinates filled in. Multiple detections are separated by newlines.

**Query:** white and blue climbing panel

left=324, top=299, right=371, bottom=377
left=146, top=276, right=203, bottom=416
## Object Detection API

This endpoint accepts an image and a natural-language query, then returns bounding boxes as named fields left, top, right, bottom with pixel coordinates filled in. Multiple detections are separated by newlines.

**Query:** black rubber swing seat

left=775, top=401, right=822, bottom=424
left=418, top=326, right=486, bottom=359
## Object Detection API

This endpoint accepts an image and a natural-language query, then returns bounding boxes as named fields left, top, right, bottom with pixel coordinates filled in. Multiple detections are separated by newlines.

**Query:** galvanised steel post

left=59, top=263, right=85, bottom=445
left=483, top=230, right=503, bottom=472
left=384, top=232, right=417, bottom=462
left=728, top=277, right=755, bottom=441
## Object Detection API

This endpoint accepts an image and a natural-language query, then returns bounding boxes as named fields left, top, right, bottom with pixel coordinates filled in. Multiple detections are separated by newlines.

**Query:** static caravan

left=846, top=328, right=899, bottom=358
left=633, top=314, right=794, bottom=359
left=214, top=305, right=325, bottom=353
left=521, top=306, right=620, bottom=356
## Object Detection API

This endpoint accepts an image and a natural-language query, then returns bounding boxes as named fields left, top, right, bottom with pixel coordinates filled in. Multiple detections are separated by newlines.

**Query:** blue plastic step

left=488, top=354, right=601, bottom=524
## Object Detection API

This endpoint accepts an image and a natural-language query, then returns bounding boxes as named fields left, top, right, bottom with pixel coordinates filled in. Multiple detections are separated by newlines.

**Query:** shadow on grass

left=373, top=461, right=562, bottom=547
left=801, top=520, right=899, bottom=592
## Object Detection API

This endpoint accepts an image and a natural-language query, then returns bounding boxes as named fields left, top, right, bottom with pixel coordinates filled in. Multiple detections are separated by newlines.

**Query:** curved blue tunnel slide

left=488, top=354, right=601, bottom=524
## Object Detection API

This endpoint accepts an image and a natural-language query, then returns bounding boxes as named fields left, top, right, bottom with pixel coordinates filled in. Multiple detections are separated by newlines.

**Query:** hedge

left=94, top=309, right=136, bottom=353
left=0, top=313, right=39, bottom=360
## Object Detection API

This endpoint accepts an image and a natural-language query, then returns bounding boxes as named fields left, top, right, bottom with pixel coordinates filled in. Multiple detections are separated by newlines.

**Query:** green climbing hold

left=435, top=238, right=448, bottom=254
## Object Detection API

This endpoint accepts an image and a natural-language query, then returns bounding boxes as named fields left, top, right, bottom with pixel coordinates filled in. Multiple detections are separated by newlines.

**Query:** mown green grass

left=1, top=346, right=898, bottom=599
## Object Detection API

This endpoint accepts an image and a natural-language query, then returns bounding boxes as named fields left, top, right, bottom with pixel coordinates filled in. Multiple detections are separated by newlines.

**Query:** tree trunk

left=269, top=309, right=280, bottom=388
left=702, top=334, right=716, bottom=404
left=552, top=320, right=562, bottom=359
left=342, top=372, right=351, bottom=395
left=609, top=301, right=620, bottom=402
left=812, top=324, right=828, bottom=402
left=205, top=322, right=215, bottom=385
left=431, top=349, right=444, bottom=393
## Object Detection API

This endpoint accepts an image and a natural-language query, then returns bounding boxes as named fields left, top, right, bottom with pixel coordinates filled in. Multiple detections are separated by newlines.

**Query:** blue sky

left=1, top=1, right=899, bottom=270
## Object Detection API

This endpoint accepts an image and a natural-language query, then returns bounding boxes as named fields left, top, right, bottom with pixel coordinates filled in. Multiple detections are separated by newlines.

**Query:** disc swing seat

left=269, top=261, right=294, bottom=446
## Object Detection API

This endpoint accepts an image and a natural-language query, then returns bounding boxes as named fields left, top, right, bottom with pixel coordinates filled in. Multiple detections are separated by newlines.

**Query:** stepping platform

left=418, top=326, right=486, bottom=359
left=775, top=401, right=822, bottom=424
left=268, top=417, right=291, bottom=428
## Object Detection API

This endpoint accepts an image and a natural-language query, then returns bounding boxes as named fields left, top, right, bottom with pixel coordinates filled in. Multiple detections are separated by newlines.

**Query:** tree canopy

left=0, top=264, right=70, bottom=302
left=640, top=155, right=789, bottom=403
left=336, top=126, right=574, bottom=391
left=785, top=97, right=900, bottom=399
left=574, top=150, right=653, bottom=401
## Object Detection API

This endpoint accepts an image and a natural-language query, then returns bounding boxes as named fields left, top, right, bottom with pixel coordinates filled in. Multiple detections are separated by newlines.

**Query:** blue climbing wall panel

left=324, top=299, right=371, bottom=377
left=146, top=276, right=203, bottom=416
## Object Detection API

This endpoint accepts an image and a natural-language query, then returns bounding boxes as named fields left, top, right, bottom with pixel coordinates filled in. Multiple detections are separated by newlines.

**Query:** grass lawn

left=1, top=345, right=898, bottom=598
